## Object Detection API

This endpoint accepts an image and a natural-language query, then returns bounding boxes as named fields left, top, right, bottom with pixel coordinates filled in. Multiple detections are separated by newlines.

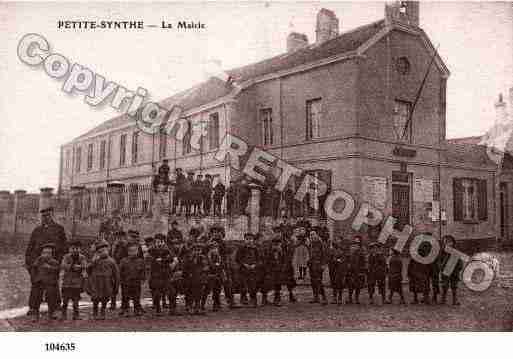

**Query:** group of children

left=27, top=221, right=464, bottom=323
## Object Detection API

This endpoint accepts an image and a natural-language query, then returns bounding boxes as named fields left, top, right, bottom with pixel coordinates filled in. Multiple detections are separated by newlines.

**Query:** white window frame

left=260, top=108, right=273, bottom=146
left=306, top=99, right=322, bottom=140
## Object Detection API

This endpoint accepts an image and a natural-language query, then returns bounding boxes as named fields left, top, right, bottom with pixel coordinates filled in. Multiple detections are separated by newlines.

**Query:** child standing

left=61, top=239, right=88, bottom=320
left=331, top=241, right=348, bottom=306
left=31, top=243, right=60, bottom=322
left=87, top=240, right=119, bottom=320
left=148, top=234, right=171, bottom=316
left=119, top=241, right=146, bottom=316
left=387, top=249, right=406, bottom=304
left=183, top=243, right=209, bottom=315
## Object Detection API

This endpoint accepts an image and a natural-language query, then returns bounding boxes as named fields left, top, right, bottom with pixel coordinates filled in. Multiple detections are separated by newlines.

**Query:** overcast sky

left=0, top=1, right=512, bottom=192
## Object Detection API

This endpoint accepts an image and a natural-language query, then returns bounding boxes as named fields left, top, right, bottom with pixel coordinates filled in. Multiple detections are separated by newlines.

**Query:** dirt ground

left=5, top=279, right=513, bottom=331
left=2, top=244, right=512, bottom=331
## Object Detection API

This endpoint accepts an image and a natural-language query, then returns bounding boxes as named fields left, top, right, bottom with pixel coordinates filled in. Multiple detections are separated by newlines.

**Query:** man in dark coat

left=183, top=172, right=194, bottom=217
left=367, top=242, right=387, bottom=305
left=25, top=207, right=67, bottom=316
left=202, top=174, right=213, bottom=216
left=212, top=180, right=226, bottom=216
left=173, top=168, right=186, bottom=215
left=346, top=237, right=367, bottom=304
left=237, top=178, right=250, bottom=216
left=226, top=181, right=236, bottom=216
left=191, top=174, right=203, bottom=216
left=307, top=229, right=329, bottom=305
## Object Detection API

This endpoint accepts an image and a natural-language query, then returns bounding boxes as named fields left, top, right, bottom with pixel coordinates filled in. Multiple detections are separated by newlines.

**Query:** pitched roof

left=444, top=142, right=495, bottom=167
left=71, top=19, right=386, bottom=143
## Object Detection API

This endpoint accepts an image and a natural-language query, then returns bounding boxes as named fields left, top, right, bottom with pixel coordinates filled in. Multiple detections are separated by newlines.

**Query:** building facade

left=58, top=1, right=513, bottom=244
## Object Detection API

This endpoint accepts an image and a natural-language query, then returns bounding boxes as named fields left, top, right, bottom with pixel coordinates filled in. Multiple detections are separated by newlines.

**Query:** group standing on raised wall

left=24, top=203, right=465, bottom=323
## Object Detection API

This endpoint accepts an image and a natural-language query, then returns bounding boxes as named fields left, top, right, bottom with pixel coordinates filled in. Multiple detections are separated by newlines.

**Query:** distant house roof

left=69, top=19, right=386, bottom=143
left=444, top=141, right=495, bottom=167
left=446, top=136, right=483, bottom=145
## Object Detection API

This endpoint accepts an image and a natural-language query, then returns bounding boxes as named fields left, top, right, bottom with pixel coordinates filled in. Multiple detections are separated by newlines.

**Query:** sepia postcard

left=0, top=2, right=512, bottom=349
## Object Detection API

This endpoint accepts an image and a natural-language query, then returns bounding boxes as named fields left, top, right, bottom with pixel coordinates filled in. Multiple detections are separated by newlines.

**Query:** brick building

left=58, top=2, right=513, bottom=244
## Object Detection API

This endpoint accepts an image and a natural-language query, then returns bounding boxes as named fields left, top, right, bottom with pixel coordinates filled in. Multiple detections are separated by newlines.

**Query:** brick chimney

left=385, top=1, right=419, bottom=27
left=315, top=8, right=339, bottom=44
left=287, top=32, right=309, bottom=52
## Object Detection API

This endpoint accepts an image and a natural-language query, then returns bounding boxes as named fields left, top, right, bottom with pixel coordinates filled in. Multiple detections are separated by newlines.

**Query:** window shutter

left=478, top=179, right=488, bottom=221
left=453, top=178, right=463, bottom=221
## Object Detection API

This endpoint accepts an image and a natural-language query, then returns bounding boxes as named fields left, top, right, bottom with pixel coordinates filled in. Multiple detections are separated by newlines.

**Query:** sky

left=0, top=1, right=512, bottom=192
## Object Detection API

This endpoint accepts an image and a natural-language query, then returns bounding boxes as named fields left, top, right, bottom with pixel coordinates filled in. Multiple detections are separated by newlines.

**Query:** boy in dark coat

left=213, top=180, right=225, bottom=216
left=407, top=242, right=431, bottom=305
left=367, top=242, right=387, bottom=305
left=87, top=240, right=119, bottom=320
left=440, top=235, right=463, bottom=305
left=236, top=234, right=261, bottom=307
left=60, top=239, right=88, bottom=320
left=346, top=238, right=367, bottom=304
left=148, top=234, right=172, bottom=316
left=183, top=243, right=209, bottom=315
left=331, top=241, right=348, bottom=305
left=118, top=241, right=146, bottom=317
left=264, top=236, right=286, bottom=306
left=167, top=243, right=182, bottom=315
left=31, top=243, right=61, bottom=321
left=203, top=242, right=225, bottom=311
left=386, top=249, right=406, bottom=304
left=307, top=229, right=328, bottom=305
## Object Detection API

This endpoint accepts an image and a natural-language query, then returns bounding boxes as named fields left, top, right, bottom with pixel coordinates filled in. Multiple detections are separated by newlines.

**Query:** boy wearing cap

left=236, top=233, right=261, bottom=307
left=31, top=243, right=61, bottom=321
left=119, top=242, right=146, bottom=317
left=346, top=237, right=367, bottom=304
left=331, top=239, right=348, bottom=305
left=87, top=240, right=119, bottom=320
left=213, top=179, right=225, bottom=216
left=148, top=234, right=172, bottom=316
left=307, top=229, right=329, bottom=305
left=386, top=249, right=406, bottom=304
left=367, top=242, right=387, bottom=305
left=61, top=239, right=88, bottom=320
left=183, top=243, right=209, bottom=314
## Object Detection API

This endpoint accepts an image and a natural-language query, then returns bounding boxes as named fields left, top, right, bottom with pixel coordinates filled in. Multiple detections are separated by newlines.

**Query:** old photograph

left=0, top=1, right=512, bottom=334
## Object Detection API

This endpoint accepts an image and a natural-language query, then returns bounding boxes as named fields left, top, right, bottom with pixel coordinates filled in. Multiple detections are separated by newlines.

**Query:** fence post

left=13, top=190, right=26, bottom=234
left=39, top=187, right=54, bottom=213
left=248, top=183, right=262, bottom=235
left=70, top=185, right=85, bottom=239
left=0, top=191, right=10, bottom=234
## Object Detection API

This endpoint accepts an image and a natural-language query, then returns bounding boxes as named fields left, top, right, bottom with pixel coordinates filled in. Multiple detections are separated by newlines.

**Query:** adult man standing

left=202, top=174, right=213, bottom=216
left=25, top=207, right=67, bottom=315
left=172, top=168, right=186, bottom=215
left=212, top=179, right=226, bottom=216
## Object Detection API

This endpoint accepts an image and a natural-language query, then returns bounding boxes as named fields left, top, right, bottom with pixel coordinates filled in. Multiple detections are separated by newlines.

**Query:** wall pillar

left=0, top=191, right=11, bottom=234
left=39, top=187, right=54, bottom=213
left=13, top=190, right=26, bottom=234
left=107, top=181, right=125, bottom=215
left=248, top=183, right=262, bottom=235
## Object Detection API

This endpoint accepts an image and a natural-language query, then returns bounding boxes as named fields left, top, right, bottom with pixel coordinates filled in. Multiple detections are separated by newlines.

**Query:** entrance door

left=500, top=182, right=509, bottom=240
left=392, top=183, right=411, bottom=228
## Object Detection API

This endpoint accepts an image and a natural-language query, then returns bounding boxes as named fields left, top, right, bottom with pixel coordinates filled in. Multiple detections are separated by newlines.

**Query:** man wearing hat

left=167, top=220, right=183, bottom=246
left=212, top=179, right=226, bottom=216
left=202, top=174, right=213, bottom=216
left=25, top=206, right=67, bottom=316
left=367, top=242, right=387, bottom=305
left=226, top=180, right=236, bottom=216
left=172, top=168, right=186, bottom=215
left=191, top=174, right=203, bottom=216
